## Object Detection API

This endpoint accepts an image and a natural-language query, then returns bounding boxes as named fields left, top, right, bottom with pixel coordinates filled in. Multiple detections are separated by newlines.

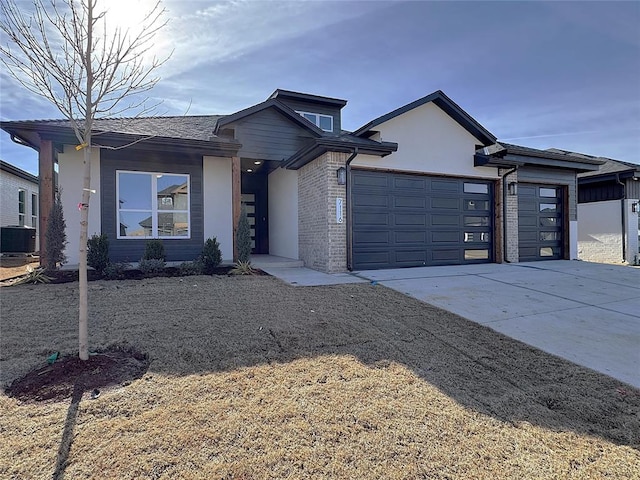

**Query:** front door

left=241, top=172, right=269, bottom=254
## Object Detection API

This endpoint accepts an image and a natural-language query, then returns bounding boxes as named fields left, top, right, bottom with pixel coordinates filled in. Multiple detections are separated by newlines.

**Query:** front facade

left=0, top=160, right=39, bottom=252
left=576, top=156, right=640, bottom=264
left=1, top=90, right=603, bottom=271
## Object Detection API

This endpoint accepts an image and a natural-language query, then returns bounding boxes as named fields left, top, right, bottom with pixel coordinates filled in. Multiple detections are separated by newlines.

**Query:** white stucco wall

left=268, top=167, right=299, bottom=259
left=577, top=200, right=623, bottom=263
left=351, top=102, right=499, bottom=179
left=569, top=220, right=578, bottom=260
left=203, top=156, right=233, bottom=262
left=58, top=145, right=101, bottom=265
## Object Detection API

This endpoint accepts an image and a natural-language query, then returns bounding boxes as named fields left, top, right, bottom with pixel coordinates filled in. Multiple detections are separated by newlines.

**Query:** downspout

left=616, top=173, right=626, bottom=262
left=345, top=147, right=359, bottom=271
left=502, top=166, right=518, bottom=263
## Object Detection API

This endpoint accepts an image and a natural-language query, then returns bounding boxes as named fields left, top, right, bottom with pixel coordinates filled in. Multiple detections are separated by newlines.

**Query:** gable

left=229, top=107, right=317, bottom=162
left=352, top=102, right=499, bottom=179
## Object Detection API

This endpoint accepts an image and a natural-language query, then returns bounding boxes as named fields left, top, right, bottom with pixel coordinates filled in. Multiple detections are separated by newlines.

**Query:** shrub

left=45, top=189, right=67, bottom=271
left=178, top=261, right=202, bottom=276
left=13, top=265, right=53, bottom=285
left=236, top=204, right=252, bottom=263
left=103, top=262, right=131, bottom=280
left=200, top=237, right=222, bottom=274
left=230, top=260, right=254, bottom=276
left=87, top=234, right=110, bottom=273
left=143, top=239, right=165, bottom=261
left=139, top=258, right=166, bottom=276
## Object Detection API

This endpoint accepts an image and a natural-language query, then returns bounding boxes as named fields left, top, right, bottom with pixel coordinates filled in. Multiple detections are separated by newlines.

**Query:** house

left=570, top=152, right=640, bottom=264
left=0, top=89, right=604, bottom=271
left=0, top=160, right=39, bottom=252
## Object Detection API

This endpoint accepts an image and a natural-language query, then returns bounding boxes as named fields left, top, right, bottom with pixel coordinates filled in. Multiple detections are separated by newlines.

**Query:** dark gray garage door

left=352, top=170, right=493, bottom=270
left=518, top=184, right=563, bottom=261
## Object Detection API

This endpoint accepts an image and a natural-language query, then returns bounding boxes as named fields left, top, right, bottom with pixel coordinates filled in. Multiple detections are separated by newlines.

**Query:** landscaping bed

left=1, top=275, right=639, bottom=479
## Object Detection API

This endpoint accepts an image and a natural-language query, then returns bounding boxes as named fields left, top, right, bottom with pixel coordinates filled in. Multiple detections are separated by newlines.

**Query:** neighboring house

left=571, top=153, right=640, bottom=264
left=0, top=89, right=603, bottom=271
left=0, top=160, right=39, bottom=252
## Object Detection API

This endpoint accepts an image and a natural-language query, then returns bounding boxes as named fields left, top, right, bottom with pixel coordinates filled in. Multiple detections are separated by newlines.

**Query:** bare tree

left=1, top=0, right=169, bottom=360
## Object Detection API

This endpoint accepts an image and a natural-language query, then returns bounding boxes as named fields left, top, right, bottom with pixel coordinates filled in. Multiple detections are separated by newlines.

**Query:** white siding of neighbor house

left=58, top=145, right=101, bottom=265
left=268, top=167, right=298, bottom=259
left=625, top=199, right=639, bottom=264
left=203, top=156, right=233, bottom=262
left=578, top=200, right=624, bottom=263
left=351, top=102, right=499, bottom=179
left=0, top=167, right=39, bottom=251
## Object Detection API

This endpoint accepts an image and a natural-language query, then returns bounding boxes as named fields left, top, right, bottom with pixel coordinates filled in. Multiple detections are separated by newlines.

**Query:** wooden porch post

left=38, top=139, right=56, bottom=267
left=232, top=156, right=241, bottom=262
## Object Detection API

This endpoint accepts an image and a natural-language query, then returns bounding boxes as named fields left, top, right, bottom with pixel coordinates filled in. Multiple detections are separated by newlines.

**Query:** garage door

left=518, top=184, right=563, bottom=261
left=352, top=170, right=493, bottom=270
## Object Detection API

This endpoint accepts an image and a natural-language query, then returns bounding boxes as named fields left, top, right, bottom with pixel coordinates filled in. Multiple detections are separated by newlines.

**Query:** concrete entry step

left=250, top=255, right=304, bottom=269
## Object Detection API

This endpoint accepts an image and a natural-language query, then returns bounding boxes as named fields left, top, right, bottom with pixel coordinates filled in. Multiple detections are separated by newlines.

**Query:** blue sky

left=1, top=0, right=639, bottom=175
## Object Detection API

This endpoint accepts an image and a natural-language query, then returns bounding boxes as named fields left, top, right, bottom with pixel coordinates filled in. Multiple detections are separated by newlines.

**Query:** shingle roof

left=6, top=115, right=227, bottom=142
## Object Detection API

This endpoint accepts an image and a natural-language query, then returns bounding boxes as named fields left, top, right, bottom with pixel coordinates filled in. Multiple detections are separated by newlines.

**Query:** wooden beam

left=232, top=156, right=241, bottom=262
left=38, top=139, right=56, bottom=267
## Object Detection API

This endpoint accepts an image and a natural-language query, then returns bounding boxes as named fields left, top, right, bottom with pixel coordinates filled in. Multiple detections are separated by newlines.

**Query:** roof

left=0, top=160, right=38, bottom=183
left=268, top=89, right=347, bottom=108
left=474, top=142, right=604, bottom=172
left=353, top=90, right=497, bottom=146
left=283, top=134, right=398, bottom=169
left=214, top=98, right=324, bottom=136
left=544, top=149, right=640, bottom=181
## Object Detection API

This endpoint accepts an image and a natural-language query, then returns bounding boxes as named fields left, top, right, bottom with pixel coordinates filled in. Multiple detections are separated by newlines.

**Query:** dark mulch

left=46, top=266, right=239, bottom=284
left=5, top=346, right=150, bottom=403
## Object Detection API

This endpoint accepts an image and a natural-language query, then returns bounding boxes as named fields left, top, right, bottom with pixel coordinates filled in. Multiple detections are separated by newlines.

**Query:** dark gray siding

left=100, top=149, right=204, bottom=263
left=232, top=109, right=315, bottom=161
left=518, top=167, right=577, bottom=221
left=626, top=177, right=640, bottom=199
left=274, top=98, right=341, bottom=134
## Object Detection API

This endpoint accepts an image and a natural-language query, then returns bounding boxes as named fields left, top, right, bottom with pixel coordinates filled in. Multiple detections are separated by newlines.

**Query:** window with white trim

left=117, top=171, right=190, bottom=239
left=31, top=193, right=38, bottom=228
left=296, top=111, right=333, bottom=132
left=18, top=189, right=26, bottom=226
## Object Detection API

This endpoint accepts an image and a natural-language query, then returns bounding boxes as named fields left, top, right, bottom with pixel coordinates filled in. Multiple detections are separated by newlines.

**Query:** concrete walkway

left=357, top=261, right=640, bottom=388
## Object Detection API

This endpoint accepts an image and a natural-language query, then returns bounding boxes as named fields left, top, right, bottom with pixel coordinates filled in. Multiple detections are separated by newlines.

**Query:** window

left=31, top=194, right=38, bottom=228
left=463, top=182, right=489, bottom=194
left=18, top=189, right=25, bottom=226
left=540, top=188, right=557, bottom=198
left=296, top=111, right=333, bottom=132
left=117, top=171, right=190, bottom=239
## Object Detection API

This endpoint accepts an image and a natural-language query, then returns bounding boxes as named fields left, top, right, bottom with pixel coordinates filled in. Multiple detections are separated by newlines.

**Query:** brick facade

left=503, top=169, right=519, bottom=262
left=298, top=151, right=347, bottom=272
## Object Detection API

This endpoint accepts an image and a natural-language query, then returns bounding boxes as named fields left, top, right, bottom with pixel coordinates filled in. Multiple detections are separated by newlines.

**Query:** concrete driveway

left=357, top=261, right=640, bottom=388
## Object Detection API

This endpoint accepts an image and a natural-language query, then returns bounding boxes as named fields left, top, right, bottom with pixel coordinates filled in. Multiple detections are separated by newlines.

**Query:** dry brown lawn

left=1, top=275, right=639, bottom=479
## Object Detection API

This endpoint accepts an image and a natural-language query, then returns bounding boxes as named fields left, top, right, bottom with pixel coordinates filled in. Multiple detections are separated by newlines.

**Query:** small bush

left=230, top=260, right=254, bottom=276
left=87, top=234, right=110, bottom=273
left=45, top=189, right=67, bottom=270
left=139, top=258, right=166, bottom=276
left=236, top=204, right=252, bottom=263
left=103, top=262, right=131, bottom=280
left=178, top=261, right=202, bottom=276
left=13, top=266, right=53, bottom=285
left=200, top=237, right=222, bottom=274
left=143, top=239, right=165, bottom=261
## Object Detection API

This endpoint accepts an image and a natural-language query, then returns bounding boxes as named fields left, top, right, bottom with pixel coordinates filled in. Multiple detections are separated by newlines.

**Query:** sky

left=1, top=0, right=639, bottom=176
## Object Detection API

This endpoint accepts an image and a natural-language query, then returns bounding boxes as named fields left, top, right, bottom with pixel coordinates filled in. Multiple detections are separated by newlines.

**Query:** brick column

left=503, top=169, right=519, bottom=262
left=231, top=156, right=241, bottom=261
left=298, top=151, right=348, bottom=272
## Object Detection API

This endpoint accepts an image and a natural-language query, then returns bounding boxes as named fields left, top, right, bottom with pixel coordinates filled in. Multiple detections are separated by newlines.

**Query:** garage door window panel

left=464, top=183, right=489, bottom=194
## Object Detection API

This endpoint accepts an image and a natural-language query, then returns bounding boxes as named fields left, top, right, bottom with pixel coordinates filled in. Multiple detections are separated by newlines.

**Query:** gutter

left=616, top=173, right=626, bottom=262
left=345, top=147, right=359, bottom=271
left=11, top=134, right=39, bottom=151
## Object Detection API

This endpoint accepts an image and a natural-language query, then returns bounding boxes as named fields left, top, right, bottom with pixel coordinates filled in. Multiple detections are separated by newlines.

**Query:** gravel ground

left=1, top=275, right=639, bottom=479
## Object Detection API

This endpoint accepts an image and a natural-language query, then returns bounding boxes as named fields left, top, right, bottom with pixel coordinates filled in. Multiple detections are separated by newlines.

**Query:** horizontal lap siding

left=234, top=109, right=315, bottom=161
left=101, top=150, right=204, bottom=263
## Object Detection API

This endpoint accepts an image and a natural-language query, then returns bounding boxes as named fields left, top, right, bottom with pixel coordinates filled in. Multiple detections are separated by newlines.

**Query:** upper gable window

left=296, top=111, right=333, bottom=132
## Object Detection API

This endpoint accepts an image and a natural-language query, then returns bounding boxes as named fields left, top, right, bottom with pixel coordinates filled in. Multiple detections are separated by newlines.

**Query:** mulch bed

left=5, top=346, right=150, bottom=403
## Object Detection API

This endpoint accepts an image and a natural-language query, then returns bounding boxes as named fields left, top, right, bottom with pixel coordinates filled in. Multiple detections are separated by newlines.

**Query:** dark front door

left=518, top=184, right=564, bottom=261
left=241, top=172, right=269, bottom=254
left=351, top=170, right=494, bottom=270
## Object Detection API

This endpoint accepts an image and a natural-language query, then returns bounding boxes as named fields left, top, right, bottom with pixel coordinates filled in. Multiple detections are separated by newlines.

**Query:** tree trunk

left=78, top=143, right=91, bottom=361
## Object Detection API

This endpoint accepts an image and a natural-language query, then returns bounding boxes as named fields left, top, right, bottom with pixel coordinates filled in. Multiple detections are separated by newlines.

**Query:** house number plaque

left=336, top=198, right=344, bottom=224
